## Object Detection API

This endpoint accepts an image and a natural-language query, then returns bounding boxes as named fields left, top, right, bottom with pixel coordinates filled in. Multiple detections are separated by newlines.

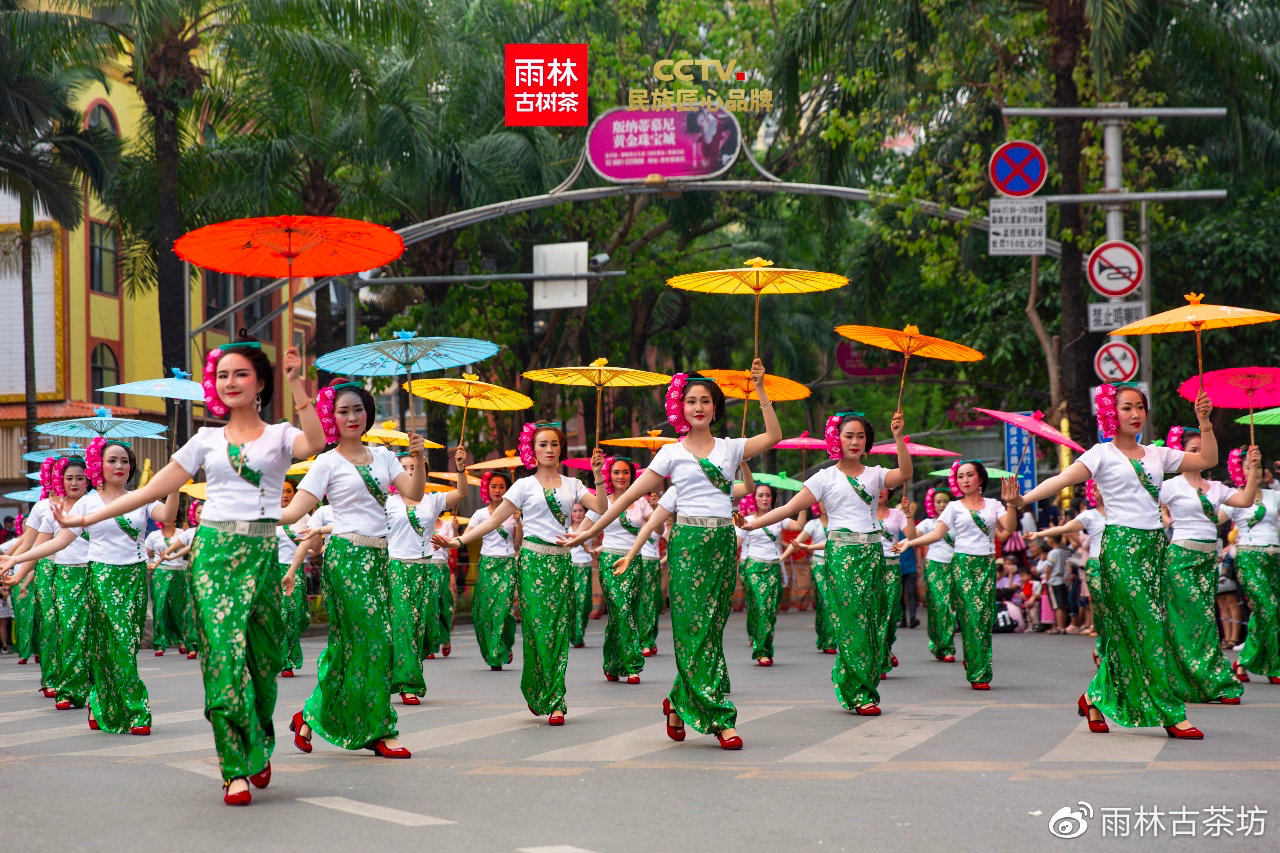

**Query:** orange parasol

left=699, top=369, right=811, bottom=437
left=667, top=257, right=849, bottom=358
left=429, top=471, right=483, bottom=487
left=1110, top=292, right=1280, bottom=393
left=522, top=358, right=670, bottom=446
left=405, top=374, right=533, bottom=447
left=600, top=429, right=678, bottom=453
left=467, top=450, right=523, bottom=470
left=834, top=324, right=983, bottom=412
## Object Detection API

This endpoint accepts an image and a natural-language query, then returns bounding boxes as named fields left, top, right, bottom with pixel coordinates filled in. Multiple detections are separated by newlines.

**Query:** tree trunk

left=152, top=105, right=189, bottom=439
left=19, top=188, right=39, bottom=476
left=1046, top=0, right=1093, bottom=443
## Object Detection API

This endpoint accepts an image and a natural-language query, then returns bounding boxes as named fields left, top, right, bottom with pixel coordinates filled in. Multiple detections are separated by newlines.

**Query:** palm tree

left=0, top=19, right=119, bottom=469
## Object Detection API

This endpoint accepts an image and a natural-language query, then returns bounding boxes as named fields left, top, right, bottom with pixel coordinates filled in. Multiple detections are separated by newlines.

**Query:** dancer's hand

left=1194, top=389, right=1213, bottom=422
left=283, top=346, right=303, bottom=382
left=749, top=358, right=766, bottom=388
left=430, top=534, right=461, bottom=551
left=406, top=432, right=426, bottom=458
left=0, top=561, right=16, bottom=584
left=590, top=446, right=606, bottom=481
left=1025, top=530, right=1041, bottom=541
left=733, top=511, right=754, bottom=530
left=891, top=540, right=909, bottom=554
left=282, top=571, right=296, bottom=596
left=557, top=530, right=590, bottom=549
left=890, top=409, right=905, bottom=439
left=453, top=444, right=468, bottom=469
left=612, top=554, right=633, bottom=575
left=1246, top=446, right=1262, bottom=472
left=1002, top=478, right=1024, bottom=508
left=51, top=502, right=87, bottom=530
left=298, top=527, right=322, bottom=544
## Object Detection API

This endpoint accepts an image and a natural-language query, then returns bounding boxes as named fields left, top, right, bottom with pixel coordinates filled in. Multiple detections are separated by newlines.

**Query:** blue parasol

left=35, top=407, right=167, bottom=440
left=98, top=367, right=205, bottom=402
left=5, top=487, right=44, bottom=502
left=24, top=472, right=42, bottom=481
left=21, top=443, right=85, bottom=463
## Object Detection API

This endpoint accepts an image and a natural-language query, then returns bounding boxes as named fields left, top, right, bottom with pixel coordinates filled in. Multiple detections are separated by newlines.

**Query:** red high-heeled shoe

left=280, top=669, right=295, bottom=678
left=943, top=655, right=956, bottom=663
left=87, top=712, right=99, bottom=731
left=426, top=653, right=436, bottom=659
left=508, top=652, right=514, bottom=664
left=626, top=675, right=640, bottom=685
left=186, top=651, right=197, bottom=660
left=757, top=658, right=773, bottom=667
left=824, top=648, right=837, bottom=655
left=1165, top=724, right=1204, bottom=740
left=248, top=762, right=271, bottom=789
left=662, top=697, right=685, bottom=742
left=603, top=670, right=619, bottom=682
left=716, top=731, right=743, bottom=750
left=178, top=645, right=187, bottom=655
left=223, top=778, right=251, bottom=806
left=365, top=739, right=412, bottom=758
left=130, top=725, right=151, bottom=736
left=17, top=658, right=27, bottom=664
left=154, top=650, right=164, bottom=657
left=1234, top=663, right=1250, bottom=683
left=289, top=710, right=312, bottom=753
left=41, top=687, right=55, bottom=698
left=1270, top=677, right=1280, bottom=685
left=441, top=644, right=451, bottom=657
left=400, top=693, right=421, bottom=705
left=55, top=700, right=71, bottom=710
left=971, top=682, right=990, bottom=690
left=1077, top=694, right=1109, bottom=733
left=547, top=712, right=565, bottom=727
left=891, top=654, right=899, bottom=668
left=853, top=704, right=881, bottom=716
left=1212, top=696, right=1242, bottom=705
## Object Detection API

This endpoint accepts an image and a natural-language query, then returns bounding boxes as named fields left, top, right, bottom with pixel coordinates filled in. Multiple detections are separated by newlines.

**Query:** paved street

left=2, top=612, right=1277, bottom=852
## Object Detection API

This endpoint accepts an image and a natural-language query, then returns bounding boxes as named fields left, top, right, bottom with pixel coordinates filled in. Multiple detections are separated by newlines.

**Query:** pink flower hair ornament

left=925, top=487, right=938, bottom=518
left=39, top=457, right=56, bottom=500
left=810, top=502, right=821, bottom=517
left=518, top=422, right=539, bottom=469
left=52, top=457, right=71, bottom=496
left=85, top=437, right=108, bottom=489
left=1085, top=479, right=1099, bottom=508
left=738, top=494, right=757, bottom=515
left=665, top=373, right=690, bottom=435
left=13, top=515, right=21, bottom=537
left=948, top=460, right=962, bottom=498
left=187, top=500, right=203, bottom=527
left=202, top=347, right=228, bottom=417
left=1095, top=384, right=1119, bottom=439
left=824, top=414, right=843, bottom=460
left=1228, top=446, right=1247, bottom=488
left=315, top=386, right=339, bottom=444
left=1166, top=426, right=1184, bottom=451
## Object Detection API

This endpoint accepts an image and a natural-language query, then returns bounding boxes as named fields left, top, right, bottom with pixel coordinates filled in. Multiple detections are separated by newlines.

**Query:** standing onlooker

left=898, top=532, right=919, bottom=628
left=0, top=516, right=15, bottom=544
left=1044, top=536, right=1070, bottom=634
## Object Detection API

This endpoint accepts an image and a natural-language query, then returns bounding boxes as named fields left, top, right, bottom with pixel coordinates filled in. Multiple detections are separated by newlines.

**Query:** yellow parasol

left=422, top=482, right=453, bottom=493
left=405, top=374, right=533, bottom=447
left=429, top=471, right=483, bottom=487
left=522, top=358, right=670, bottom=445
left=467, top=450, right=523, bottom=471
left=1110, top=292, right=1280, bottom=393
left=286, top=459, right=314, bottom=477
left=179, top=480, right=207, bottom=501
left=834, top=324, right=984, bottom=412
left=667, top=257, right=849, bottom=358
left=699, top=369, right=811, bottom=437
left=362, top=419, right=445, bottom=449
left=600, top=429, right=678, bottom=453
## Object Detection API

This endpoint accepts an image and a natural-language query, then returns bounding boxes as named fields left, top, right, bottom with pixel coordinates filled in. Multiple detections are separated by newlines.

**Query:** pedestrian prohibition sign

left=1094, top=341, right=1139, bottom=383
left=989, top=140, right=1047, bottom=197
left=1086, top=240, right=1144, bottom=298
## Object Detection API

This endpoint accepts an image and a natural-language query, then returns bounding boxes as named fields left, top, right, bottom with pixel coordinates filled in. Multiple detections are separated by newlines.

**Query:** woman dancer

left=737, top=484, right=805, bottom=666
left=588, top=456, right=652, bottom=683
left=877, top=488, right=915, bottom=676
left=283, top=378, right=425, bottom=759
left=566, top=362, right=780, bottom=747
left=743, top=411, right=908, bottom=714
left=1008, top=382, right=1215, bottom=738
left=435, top=423, right=606, bottom=725
left=781, top=503, right=833, bottom=653
left=1029, top=481, right=1108, bottom=664
left=276, top=480, right=310, bottom=677
left=6, top=458, right=57, bottom=680
left=916, top=487, right=957, bottom=662
left=428, top=511, right=457, bottom=659
left=897, top=461, right=1016, bottom=689
left=1157, top=430, right=1258, bottom=703
left=470, top=470, right=521, bottom=670
left=568, top=502, right=593, bottom=648
left=145, top=515, right=190, bottom=656
left=636, top=486, right=665, bottom=658
left=385, top=447, right=466, bottom=703
left=1224, top=448, right=1280, bottom=685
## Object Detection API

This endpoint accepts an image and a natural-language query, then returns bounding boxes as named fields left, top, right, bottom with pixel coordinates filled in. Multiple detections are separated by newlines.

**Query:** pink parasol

left=1177, top=367, right=1280, bottom=445
left=774, top=430, right=828, bottom=451
left=868, top=436, right=961, bottom=457
left=972, top=408, right=1085, bottom=453
left=564, top=457, right=646, bottom=476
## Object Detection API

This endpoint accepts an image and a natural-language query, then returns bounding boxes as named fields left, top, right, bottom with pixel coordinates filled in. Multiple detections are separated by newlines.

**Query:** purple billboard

left=586, top=107, right=741, bottom=183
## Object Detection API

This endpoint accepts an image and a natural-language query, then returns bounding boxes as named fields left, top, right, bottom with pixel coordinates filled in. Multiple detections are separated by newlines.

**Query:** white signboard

left=0, top=227, right=58, bottom=397
left=988, top=199, right=1046, bottom=255
left=532, top=241, right=589, bottom=310
left=1087, top=301, right=1146, bottom=333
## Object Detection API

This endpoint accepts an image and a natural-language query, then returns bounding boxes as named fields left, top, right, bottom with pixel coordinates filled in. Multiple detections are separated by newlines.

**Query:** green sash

left=969, top=509, right=992, bottom=537
left=619, top=513, right=641, bottom=536
left=354, top=463, right=388, bottom=507
left=1247, top=501, right=1266, bottom=529
left=1128, top=458, right=1160, bottom=504
left=761, top=524, right=778, bottom=543
left=845, top=474, right=875, bottom=505
left=544, top=488, right=568, bottom=527
left=115, top=515, right=142, bottom=540
left=406, top=505, right=427, bottom=537
left=943, top=531, right=955, bottom=547
left=496, top=523, right=509, bottom=540
left=227, top=442, right=263, bottom=489
left=1195, top=488, right=1218, bottom=523
left=282, top=526, right=300, bottom=544
left=696, top=457, right=732, bottom=495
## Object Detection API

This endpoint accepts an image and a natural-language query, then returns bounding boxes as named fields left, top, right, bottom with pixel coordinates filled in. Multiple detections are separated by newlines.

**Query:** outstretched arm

left=1027, top=519, right=1084, bottom=540
left=742, top=359, right=783, bottom=459
left=882, top=411, right=913, bottom=489
left=896, top=519, right=949, bottom=552
left=1013, top=461, right=1092, bottom=508
left=56, top=460, right=190, bottom=529
left=0, top=528, right=77, bottom=584
left=281, top=489, right=322, bottom=526
left=560, top=469, right=664, bottom=547
left=611, top=505, right=674, bottom=575
left=439, top=498, right=517, bottom=549
left=739, top=487, right=816, bottom=531
left=1224, top=446, right=1262, bottom=508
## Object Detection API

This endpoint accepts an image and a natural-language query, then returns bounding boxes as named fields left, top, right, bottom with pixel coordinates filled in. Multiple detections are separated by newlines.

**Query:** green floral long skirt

left=668, top=524, right=737, bottom=734
left=949, top=554, right=997, bottom=684
left=304, top=537, right=398, bottom=749
left=423, top=560, right=447, bottom=655
left=435, top=561, right=454, bottom=651
left=1237, top=548, right=1280, bottom=678
left=924, top=558, right=956, bottom=658
left=599, top=551, right=643, bottom=677
left=189, top=527, right=284, bottom=779
left=825, top=542, right=885, bottom=709
left=35, top=559, right=59, bottom=689
left=11, top=560, right=42, bottom=660
left=637, top=556, right=663, bottom=652
left=741, top=559, right=782, bottom=660
left=472, top=555, right=518, bottom=667
left=810, top=555, right=836, bottom=651
left=150, top=568, right=188, bottom=650
left=54, top=564, right=91, bottom=707
left=1085, top=557, right=1105, bottom=659
left=880, top=555, right=902, bottom=673
left=86, top=561, right=151, bottom=733
left=1086, top=526, right=1185, bottom=727
left=388, top=557, right=429, bottom=695
left=280, top=563, right=309, bottom=671
left=1164, top=541, right=1242, bottom=701
left=517, top=544, right=574, bottom=714
left=569, top=561, right=592, bottom=646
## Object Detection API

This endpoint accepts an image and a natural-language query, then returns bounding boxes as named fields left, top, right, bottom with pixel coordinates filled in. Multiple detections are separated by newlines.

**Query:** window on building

left=87, top=104, right=119, bottom=137
left=89, top=222, right=119, bottom=295
left=242, top=278, right=274, bottom=328
left=205, top=270, right=233, bottom=334
left=90, top=343, right=119, bottom=405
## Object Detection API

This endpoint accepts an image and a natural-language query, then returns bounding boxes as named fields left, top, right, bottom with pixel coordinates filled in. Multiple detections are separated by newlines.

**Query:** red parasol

left=1177, top=367, right=1280, bottom=445
left=563, top=457, right=645, bottom=476
left=868, top=436, right=960, bottom=457
left=972, top=408, right=1086, bottom=453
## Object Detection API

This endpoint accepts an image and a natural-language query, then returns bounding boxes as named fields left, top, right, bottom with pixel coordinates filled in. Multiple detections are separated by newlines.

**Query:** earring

left=255, top=393, right=262, bottom=411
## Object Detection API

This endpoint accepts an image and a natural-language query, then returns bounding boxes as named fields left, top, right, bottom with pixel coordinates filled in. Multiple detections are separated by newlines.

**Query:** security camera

left=589, top=252, right=610, bottom=267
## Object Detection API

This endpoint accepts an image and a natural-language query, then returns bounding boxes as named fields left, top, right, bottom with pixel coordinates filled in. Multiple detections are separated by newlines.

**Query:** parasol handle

left=459, top=401, right=469, bottom=449
left=595, top=385, right=602, bottom=448
left=753, top=292, right=761, bottom=361
left=895, top=353, right=910, bottom=414
left=405, top=364, right=420, bottom=459
left=1194, top=324, right=1204, bottom=395
left=741, top=396, right=750, bottom=438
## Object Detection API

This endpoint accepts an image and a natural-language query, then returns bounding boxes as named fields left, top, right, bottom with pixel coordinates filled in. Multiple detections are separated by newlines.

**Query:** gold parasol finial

left=1184, top=292, right=1204, bottom=306
left=463, top=373, right=478, bottom=382
left=590, top=357, right=608, bottom=368
left=744, top=257, right=773, bottom=269
left=902, top=324, right=920, bottom=336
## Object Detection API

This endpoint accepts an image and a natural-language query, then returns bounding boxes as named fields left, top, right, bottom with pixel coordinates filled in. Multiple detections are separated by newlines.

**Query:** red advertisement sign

left=504, top=43, right=589, bottom=127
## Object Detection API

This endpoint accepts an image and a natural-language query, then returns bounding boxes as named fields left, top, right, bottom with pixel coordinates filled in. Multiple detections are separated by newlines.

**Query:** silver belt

left=675, top=514, right=734, bottom=528
left=1238, top=544, right=1280, bottom=556
left=741, top=558, right=780, bottom=569
left=201, top=520, right=275, bottom=538
left=600, top=548, right=632, bottom=558
left=334, top=532, right=388, bottom=550
left=523, top=540, right=570, bottom=557
left=827, top=530, right=879, bottom=545
left=1171, top=539, right=1217, bottom=553
left=391, top=556, right=432, bottom=565
left=883, top=554, right=900, bottom=564
left=54, top=562, right=89, bottom=569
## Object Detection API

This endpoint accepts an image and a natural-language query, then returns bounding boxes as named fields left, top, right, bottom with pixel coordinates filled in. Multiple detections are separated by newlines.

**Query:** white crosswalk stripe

left=297, top=796, right=455, bottom=826
left=397, top=706, right=606, bottom=752
left=1039, top=719, right=1169, bottom=763
left=780, top=704, right=983, bottom=764
left=0, top=709, right=206, bottom=749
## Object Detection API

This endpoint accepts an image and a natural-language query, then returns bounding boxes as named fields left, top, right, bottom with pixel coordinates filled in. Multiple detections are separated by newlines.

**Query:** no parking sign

left=989, top=141, right=1048, bottom=198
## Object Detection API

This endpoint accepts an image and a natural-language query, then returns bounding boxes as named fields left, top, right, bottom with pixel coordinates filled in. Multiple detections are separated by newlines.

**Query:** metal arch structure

left=195, top=179, right=1065, bottom=339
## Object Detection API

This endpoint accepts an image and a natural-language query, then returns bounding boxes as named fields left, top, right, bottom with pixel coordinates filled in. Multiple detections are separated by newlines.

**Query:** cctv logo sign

left=505, top=43, right=589, bottom=126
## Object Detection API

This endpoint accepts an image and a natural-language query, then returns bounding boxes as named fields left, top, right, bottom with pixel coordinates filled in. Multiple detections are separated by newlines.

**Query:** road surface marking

left=397, top=707, right=605, bottom=752
left=297, top=796, right=455, bottom=826
left=1039, top=720, right=1167, bottom=763
left=780, top=704, right=982, bottom=764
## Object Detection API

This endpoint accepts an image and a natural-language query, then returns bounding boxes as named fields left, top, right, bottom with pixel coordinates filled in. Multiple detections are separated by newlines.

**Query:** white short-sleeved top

left=588, top=498, right=653, bottom=553
left=503, top=473, right=589, bottom=544
left=275, top=516, right=310, bottom=565
left=938, top=497, right=1005, bottom=556
left=1074, top=509, right=1106, bottom=559
left=802, top=518, right=827, bottom=550
left=916, top=517, right=954, bottom=563
left=571, top=544, right=592, bottom=565
left=72, top=491, right=161, bottom=565
left=385, top=493, right=447, bottom=561
left=739, top=514, right=784, bottom=562
left=469, top=505, right=517, bottom=558
left=640, top=505, right=662, bottom=559
left=297, top=446, right=402, bottom=537
left=171, top=423, right=303, bottom=522
left=878, top=507, right=907, bottom=557
left=1077, top=442, right=1184, bottom=530
left=145, top=530, right=186, bottom=568
left=803, top=465, right=886, bottom=534
left=1160, top=477, right=1234, bottom=542
left=1228, top=489, right=1280, bottom=547
left=178, top=526, right=198, bottom=546
left=34, top=499, right=91, bottom=565
left=646, top=437, right=747, bottom=518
